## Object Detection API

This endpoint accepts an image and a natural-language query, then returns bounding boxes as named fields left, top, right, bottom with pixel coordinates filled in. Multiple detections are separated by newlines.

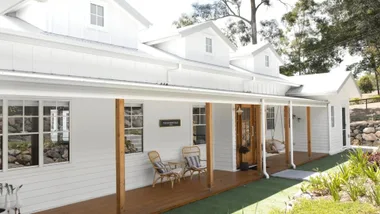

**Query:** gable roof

left=285, top=71, right=361, bottom=98
left=142, top=21, right=237, bottom=51
left=231, top=43, right=284, bottom=65
left=0, top=0, right=151, bottom=28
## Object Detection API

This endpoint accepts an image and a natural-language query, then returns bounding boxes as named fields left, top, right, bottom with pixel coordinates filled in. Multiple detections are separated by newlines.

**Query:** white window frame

left=265, top=55, right=270, bottom=67
left=192, top=105, right=206, bottom=145
left=0, top=100, right=3, bottom=171
left=331, top=106, right=335, bottom=127
left=124, top=103, right=144, bottom=154
left=267, top=106, right=275, bottom=130
left=89, top=1, right=108, bottom=31
left=205, top=37, right=213, bottom=54
left=0, top=99, right=71, bottom=172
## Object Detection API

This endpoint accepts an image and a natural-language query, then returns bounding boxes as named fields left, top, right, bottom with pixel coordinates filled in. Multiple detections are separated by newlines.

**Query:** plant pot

left=240, top=162, right=249, bottom=171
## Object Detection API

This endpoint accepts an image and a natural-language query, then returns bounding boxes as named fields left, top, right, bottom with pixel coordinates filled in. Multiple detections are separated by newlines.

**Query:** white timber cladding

left=292, top=106, right=329, bottom=153
left=16, top=0, right=139, bottom=48
left=213, top=103, right=234, bottom=171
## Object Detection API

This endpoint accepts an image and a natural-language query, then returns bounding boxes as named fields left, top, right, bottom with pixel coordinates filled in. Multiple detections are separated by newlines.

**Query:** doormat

left=271, top=169, right=321, bottom=181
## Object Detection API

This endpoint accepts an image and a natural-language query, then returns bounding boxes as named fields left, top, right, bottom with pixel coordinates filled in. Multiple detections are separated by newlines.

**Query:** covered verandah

left=0, top=71, right=329, bottom=214
left=38, top=152, right=327, bottom=214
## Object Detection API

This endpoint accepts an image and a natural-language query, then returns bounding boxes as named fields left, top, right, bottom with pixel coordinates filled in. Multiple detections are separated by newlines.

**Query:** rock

left=353, top=129, right=360, bottom=134
left=376, top=127, right=380, bottom=131
left=363, top=133, right=377, bottom=141
left=8, top=155, right=17, bottom=163
left=46, top=149, right=61, bottom=159
left=44, top=157, right=55, bottom=164
left=8, top=149, right=21, bottom=156
left=16, top=154, right=31, bottom=165
left=363, top=127, right=376, bottom=134
left=363, top=141, right=373, bottom=146
left=62, top=149, right=69, bottom=159
left=21, top=150, right=31, bottom=155
left=373, top=141, right=380, bottom=147
left=8, top=163, right=23, bottom=169
left=352, top=139, right=360, bottom=145
left=356, top=134, right=362, bottom=140
left=375, top=131, right=380, bottom=138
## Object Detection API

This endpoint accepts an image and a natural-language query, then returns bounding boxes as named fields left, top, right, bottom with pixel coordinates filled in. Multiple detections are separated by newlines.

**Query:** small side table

left=167, top=160, right=186, bottom=169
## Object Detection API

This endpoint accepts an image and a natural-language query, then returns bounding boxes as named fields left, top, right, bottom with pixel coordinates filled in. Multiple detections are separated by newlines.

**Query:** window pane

left=91, top=14, right=97, bottom=25
left=43, top=117, right=53, bottom=132
left=125, top=129, right=142, bottom=153
left=25, top=117, right=39, bottom=132
left=97, top=5, right=104, bottom=16
left=97, top=16, right=104, bottom=27
left=124, top=107, right=131, bottom=116
left=44, top=104, right=56, bottom=116
left=193, top=107, right=199, bottom=114
left=8, top=106, right=23, bottom=116
left=200, top=115, right=206, bottom=124
left=91, top=3, right=96, bottom=14
left=193, top=125, right=206, bottom=145
left=125, top=116, right=131, bottom=128
left=132, top=116, right=143, bottom=128
left=8, top=134, right=39, bottom=168
left=193, top=115, right=198, bottom=125
left=0, top=118, right=2, bottom=135
left=57, top=102, right=69, bottom=116
left=132, top=106, right=143, bottom=115
left=200, top=107, right=205, bottom=114
left=44, top=133, right=70, bottom=164
left=24, top=101, right=38, bottom=116
left=8, top=117, right=23, bottom=133
left=58, top=117, right=70, bottom=131
left=0, top=136, right=2, bottom=170
left=0, top=100, right=3, bottom=116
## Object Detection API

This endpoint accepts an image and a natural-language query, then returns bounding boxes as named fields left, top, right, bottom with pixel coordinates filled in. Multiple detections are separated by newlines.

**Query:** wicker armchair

left=148, top=151, right=182, bottom=188
left=182, top=146, right=207, bottom=180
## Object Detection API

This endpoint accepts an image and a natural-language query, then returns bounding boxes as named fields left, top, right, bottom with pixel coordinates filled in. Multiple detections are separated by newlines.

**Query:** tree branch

left=211, top=14, right=251, bottom=24
left=222, top=0, right=238, bottom=16
left=256, top=1, right=265, bottom=10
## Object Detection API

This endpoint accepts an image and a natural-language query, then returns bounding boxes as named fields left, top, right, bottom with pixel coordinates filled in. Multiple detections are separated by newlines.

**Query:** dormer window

left=265, top=55, right=270, bottom=67
left=91, top=3, right=104, bottom=27
left=205, top=37, right=213, bottom=53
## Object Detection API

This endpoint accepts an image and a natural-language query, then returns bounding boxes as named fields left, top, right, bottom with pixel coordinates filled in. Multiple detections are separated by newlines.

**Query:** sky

left=128, top=0, right=360, bottom=73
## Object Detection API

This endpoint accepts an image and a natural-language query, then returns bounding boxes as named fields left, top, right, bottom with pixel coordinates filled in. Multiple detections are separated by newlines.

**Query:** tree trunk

left=250, top=0, right=257, bottom=44
left=375, top=68, right=380, bottom=95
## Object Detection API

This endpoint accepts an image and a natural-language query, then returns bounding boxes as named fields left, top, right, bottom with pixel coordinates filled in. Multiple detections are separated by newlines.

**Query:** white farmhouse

left=0, top=0, right=360, bottom=213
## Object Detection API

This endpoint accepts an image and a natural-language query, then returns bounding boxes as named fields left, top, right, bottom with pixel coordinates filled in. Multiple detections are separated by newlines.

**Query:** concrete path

left=271, top=169, right=321, bottom=181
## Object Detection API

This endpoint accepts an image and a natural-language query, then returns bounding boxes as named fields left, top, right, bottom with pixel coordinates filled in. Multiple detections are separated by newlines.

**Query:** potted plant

left=239, top=144, right=250, bottom=171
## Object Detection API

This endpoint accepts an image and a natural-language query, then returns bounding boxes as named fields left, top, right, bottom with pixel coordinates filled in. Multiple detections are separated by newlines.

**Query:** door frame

left=342, top=107, right=347, bottom=147
left=235, top=104, right=259, bottom=169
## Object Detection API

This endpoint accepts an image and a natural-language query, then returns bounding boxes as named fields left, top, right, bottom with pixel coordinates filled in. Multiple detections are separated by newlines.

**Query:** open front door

left=236, top=105, right=257, bottom=169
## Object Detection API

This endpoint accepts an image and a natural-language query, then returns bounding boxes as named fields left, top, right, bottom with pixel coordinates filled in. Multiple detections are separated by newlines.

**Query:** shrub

left=269, top=199, right=378, bottom=214
left=370, top=185, right=380, bottom=206
left=358, top=75, right=374, bottom=93
left=364, top=165, right=380, bottom=184
left=368, top=152, right=380, bottom=167
left=345, top=178, right=367, bottom=201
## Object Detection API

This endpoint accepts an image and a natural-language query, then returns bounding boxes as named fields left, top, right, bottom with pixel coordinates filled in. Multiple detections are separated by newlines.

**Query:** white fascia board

left=143, top=34, right=181, bottom=45
left=0, top=0, right=29, bottom=15
left=0, top=28, right=177, bottom=68
left=113, top=0, right=152, bottom=28
left=0, top=69, right=329, bottom=107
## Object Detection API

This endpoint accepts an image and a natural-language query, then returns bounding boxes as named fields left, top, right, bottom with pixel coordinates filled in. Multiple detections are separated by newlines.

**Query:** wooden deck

left=38, top=152, right=327, bottom=214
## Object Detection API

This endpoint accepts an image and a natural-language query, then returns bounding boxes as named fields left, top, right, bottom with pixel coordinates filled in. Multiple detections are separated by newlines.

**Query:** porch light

left=236, top=107, right=243, bottom=115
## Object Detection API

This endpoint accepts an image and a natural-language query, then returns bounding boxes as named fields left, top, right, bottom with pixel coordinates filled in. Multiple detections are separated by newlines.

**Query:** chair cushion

left=185, top=155, right=201, bottom=168
left=154, top=161, right=169, bottom=173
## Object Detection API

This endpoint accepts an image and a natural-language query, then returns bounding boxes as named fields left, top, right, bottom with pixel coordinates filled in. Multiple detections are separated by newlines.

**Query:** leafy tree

left=259, top=0, right=343, bottom=75
left=324, top=0, right=380, bottom=94
left=358, top=75, right=374, bottom=93
left=173, top=0, right=287, bottom=45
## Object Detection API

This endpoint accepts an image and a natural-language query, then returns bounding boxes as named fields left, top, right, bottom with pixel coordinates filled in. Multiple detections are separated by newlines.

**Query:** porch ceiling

left=0, top=69, right=328, bottom=107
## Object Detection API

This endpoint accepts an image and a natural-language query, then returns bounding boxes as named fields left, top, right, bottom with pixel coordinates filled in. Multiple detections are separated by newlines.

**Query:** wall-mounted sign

left=159, top=119, right=181, bottom=127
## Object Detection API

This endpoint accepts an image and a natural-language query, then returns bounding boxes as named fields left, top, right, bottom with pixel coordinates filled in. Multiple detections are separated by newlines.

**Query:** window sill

left=8, top=165, right=39, bottom=172
left=43, top=161, right=70, bottom=168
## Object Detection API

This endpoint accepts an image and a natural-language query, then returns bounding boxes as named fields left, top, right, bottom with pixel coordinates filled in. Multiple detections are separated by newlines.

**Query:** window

left=205, top=37, right=212, bottom=53
left=265, top=55, right=270, bottom=67
left=193, top=106, right=206, bottom=145
left=124, top=104, right=143, bottom=154
left=267, top=106, right=275, bottom=130
left=0, top=100, right=2, bottom=170
left=90, top=3, right=104, bottom=27
left=331, top=106, right=335, bottom=127
left=8, top=100, right=39, bottom=169
left=43, top=101, right=70, bottom=164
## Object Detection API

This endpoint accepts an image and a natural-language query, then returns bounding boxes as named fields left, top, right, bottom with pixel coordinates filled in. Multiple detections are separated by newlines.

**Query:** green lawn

left=165, top=152, right=350, bottom=214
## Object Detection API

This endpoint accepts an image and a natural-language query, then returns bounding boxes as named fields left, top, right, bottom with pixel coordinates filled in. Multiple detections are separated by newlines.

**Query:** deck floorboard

left=38, top=152, right=327, bottom=214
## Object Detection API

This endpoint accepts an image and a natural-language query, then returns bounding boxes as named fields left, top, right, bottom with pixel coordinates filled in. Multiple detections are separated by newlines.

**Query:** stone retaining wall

left=350, top=121, right=380, bottom=147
